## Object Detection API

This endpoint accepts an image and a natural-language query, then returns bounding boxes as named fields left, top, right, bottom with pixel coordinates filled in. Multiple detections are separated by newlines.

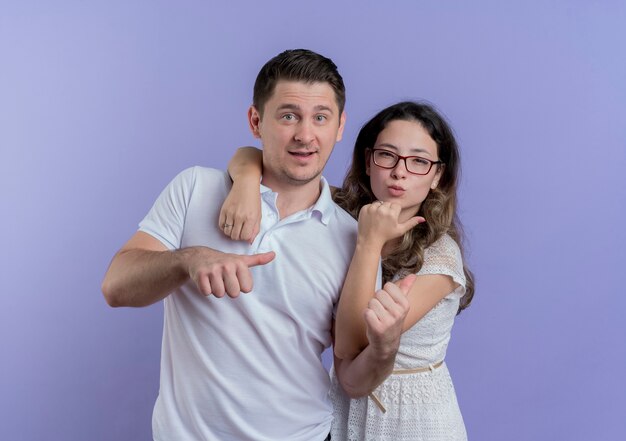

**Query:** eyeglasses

left=371, top=148, right=443, bottom=175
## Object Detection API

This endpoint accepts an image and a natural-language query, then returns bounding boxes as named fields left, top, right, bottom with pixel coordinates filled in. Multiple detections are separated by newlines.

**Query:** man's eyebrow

left=314, top=105, right=334, bottom=113
left=276, top=104, right=301, bottom=112
left=275, top=104, right=335, bottom=113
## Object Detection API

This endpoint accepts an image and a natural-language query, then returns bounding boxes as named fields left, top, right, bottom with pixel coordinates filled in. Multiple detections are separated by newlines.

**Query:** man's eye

left=282, top=114, right=296, bottom=121
left=315, top=114, right=328, bottom=122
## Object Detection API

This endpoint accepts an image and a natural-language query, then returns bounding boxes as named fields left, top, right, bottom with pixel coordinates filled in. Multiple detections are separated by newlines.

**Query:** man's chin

left=283, top=169, right=323, bottom=186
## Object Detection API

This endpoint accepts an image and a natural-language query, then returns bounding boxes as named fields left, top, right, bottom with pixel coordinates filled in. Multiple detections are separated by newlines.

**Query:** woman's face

left=366, top=119, right=443, bottom=222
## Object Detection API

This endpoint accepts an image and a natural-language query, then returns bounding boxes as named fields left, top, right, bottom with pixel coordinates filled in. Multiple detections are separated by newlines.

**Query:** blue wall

left=1, top=1, right=625, bottom=440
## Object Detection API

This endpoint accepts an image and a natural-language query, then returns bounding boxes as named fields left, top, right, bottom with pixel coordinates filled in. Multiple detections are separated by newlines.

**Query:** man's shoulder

left=172, top=166, right=230, bottom=189
left=322, top=202, right=357, bottom=251
left=181, top=165, right=228, bottom=179
left=330, top=202, right=357, bottom=228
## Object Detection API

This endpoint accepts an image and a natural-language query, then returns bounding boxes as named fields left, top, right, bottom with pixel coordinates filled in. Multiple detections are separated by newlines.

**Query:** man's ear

left=248, top=105, right=262, bottom=139
left=336, top=111, right=346, bottom=142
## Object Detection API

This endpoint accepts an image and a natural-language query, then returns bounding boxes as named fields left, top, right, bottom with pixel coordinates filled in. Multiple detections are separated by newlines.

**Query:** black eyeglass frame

left=370, top=148, right=444, bottom=175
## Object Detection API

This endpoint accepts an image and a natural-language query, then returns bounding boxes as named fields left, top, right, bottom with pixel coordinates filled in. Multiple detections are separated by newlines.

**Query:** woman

left=221, top=101, right=474, bottom=440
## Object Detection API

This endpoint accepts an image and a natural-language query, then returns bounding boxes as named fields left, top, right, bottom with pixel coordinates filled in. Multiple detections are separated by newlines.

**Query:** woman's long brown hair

left=333, top=101, right=474, bottom=313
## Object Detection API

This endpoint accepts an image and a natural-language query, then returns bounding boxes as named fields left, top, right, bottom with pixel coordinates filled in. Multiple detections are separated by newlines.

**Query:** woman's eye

left=412, top=157, right=429, bottom=165
left=379, top=151, right=396, bottom=159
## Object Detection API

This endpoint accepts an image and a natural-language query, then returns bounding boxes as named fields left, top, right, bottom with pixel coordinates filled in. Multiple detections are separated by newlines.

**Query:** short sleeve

left=138, top=167, right=197, bottom=250
left=417, top=234, right=466, bottom=299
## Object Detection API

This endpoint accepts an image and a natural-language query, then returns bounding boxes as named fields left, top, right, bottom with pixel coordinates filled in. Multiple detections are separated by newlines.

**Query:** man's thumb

left=395, top=274, right=417, bottom=295
left=245, top=251, right=276, bottom=267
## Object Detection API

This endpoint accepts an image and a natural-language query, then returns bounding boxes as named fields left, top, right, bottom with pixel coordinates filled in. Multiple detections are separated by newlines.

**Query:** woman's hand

left=357, top=201, right=425, bottom=248
left=219, top=147, right=263, bottom=243
left=219, top=177, right=262, bottom=243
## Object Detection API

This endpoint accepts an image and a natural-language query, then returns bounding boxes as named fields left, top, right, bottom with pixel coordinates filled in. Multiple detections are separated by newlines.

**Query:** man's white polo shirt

left=139, top=166, right=357, bottom=441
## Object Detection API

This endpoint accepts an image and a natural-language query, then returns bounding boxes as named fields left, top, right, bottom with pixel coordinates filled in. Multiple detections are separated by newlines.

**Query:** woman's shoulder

left=424, top=233, right=462, bottom=260
left=419, top=233, right=466, bottom=289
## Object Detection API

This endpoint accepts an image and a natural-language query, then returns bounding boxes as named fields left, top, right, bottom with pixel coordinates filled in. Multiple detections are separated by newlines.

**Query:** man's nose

left=294, top=120, right=315, bottom=145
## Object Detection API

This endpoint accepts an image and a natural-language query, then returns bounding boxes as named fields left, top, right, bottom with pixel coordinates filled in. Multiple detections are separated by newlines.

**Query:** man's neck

left=261, top=176, right=322, bottom=219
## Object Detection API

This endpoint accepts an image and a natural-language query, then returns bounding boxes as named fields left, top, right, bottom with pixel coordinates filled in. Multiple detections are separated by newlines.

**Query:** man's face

left=248, top=80, right=345, bottom=190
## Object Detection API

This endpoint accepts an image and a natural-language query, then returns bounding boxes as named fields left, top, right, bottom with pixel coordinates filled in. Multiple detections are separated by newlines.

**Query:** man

left=102, top=49, right=411, bottom=441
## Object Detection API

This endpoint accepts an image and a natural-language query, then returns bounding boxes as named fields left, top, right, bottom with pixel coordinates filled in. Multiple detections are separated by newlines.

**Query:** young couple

left=103, top=49, right=474, bottom=441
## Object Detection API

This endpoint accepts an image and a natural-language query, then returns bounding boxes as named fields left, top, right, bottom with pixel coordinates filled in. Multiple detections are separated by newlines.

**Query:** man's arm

left=332, top=275, right=414, bottom=397
left=101, top=231, right=275, bottom=307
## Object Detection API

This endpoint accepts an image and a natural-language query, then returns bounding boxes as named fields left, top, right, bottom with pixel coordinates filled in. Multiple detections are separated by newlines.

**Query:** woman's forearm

left=334, top=238, right=384, bottom=359
left=228, top=146, right=262, bottom=182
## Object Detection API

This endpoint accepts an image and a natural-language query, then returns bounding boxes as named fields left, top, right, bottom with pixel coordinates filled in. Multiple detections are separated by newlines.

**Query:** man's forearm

left=102, top=248, right=192, bottom=308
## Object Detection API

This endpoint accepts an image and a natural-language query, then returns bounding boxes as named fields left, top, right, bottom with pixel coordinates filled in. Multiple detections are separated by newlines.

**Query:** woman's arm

left=335, top=201, right=460, bottom=361
left=219, top=147, right=263, bottom=243
left=333, top=275, right=414, bottom=397
left=334, top=201, right=423, bottom=359
left=336, top=263, right=458, bottom=361
left=336, top=197, right=461, bottom=358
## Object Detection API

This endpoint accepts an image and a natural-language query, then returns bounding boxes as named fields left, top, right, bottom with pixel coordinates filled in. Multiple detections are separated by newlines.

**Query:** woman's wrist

left=355, top=236, right=385, bottom=254
left=231, top=172, right=260, bottom=187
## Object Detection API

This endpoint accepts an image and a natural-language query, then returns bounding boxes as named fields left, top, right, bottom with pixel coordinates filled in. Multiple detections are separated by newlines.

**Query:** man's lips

left=288, top=150, right=317, bottom=159
left=288, top=149, right=317, bottom=154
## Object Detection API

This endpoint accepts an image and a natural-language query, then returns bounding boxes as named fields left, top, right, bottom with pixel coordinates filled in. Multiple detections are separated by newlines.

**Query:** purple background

left=2, top=1, right=625, bottom=440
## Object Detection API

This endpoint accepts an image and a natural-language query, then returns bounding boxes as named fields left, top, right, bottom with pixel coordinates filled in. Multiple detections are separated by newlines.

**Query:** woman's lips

left=388, top=185, right=405, bottom=196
